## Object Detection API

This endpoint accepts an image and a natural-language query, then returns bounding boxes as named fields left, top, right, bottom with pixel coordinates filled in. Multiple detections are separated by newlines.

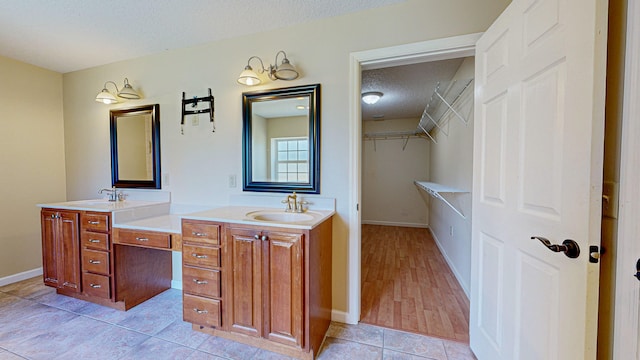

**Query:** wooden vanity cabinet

left=182, top=218, right=333, bottom=360
left=41, top=208, right=172, bottom=311
left=181, top=220, right=223, bottom=329
left=80, top=212, right=112, bottom=300
left=41, top=209, right=81, bottom=293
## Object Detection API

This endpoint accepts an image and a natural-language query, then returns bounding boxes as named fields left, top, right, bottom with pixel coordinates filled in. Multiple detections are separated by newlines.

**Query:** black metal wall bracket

left=181, top=88, right=215, bottom=134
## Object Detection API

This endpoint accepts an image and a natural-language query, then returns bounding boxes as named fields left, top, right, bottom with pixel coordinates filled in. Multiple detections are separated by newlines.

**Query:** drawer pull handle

left=89, top=283, right=101, bottom=288
left=193, top=308, right=208, bottom=314
left=88, top=221, right=100, bottom=225
left=136, top=237, right=149, bottom=242
left=88, top=239, right=101, bottom=243
left=193, top=232, right=207, bottom=237
left=88, top=259, right=101, bottom=264
left=192, top=254, right=208, bottom=259
left=193, top=279, right=208, bottom=285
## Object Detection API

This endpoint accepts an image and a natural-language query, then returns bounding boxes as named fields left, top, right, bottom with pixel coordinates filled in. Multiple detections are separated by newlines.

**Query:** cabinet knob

left=193, top=232, right=207, bottom=237
left=261, top=235, right=268, bottom=241
left=89, top=283, right=101, bottom=289
left=192, top=279, right=208, bottom=285
left=193, top=308, right=208, bottom=314
left=88, top=239, right=101, bottom=243
left=191, top=253, right=208, bottom=259
left=88, top=259, right=101, bottom=264
left=88, top=221, right=100, bottom=225
left=254, top=234, right=268, bottom=241
left=135, top=237, right=149, bottom=242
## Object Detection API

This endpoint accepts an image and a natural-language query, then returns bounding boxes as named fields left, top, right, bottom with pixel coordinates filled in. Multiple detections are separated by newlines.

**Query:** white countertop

left=39, top=197, right=335, bottom=232
left=182, top=206, right=335, bottom=230
left=114, top=214, right=184, bottom=234
left=37, top=199, right=170, bottom=212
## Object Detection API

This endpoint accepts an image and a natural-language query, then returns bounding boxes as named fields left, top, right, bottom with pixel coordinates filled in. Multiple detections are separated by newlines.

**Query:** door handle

left=531, top=236, right=580, bottom=259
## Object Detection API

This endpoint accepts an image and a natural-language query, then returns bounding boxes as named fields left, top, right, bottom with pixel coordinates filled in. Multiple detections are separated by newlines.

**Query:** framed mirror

left=243, top=84, right=320, bottom=194
left=109, top=104, right=161, bottom=189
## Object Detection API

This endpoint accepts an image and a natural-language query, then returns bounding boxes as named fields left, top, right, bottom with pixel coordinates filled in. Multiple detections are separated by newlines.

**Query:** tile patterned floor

left=0, top=277, right=476, bottom=360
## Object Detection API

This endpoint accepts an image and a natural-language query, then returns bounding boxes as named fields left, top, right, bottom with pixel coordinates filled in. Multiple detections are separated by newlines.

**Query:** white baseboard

left=0, top=267, right=43, bottom=287
left=362, top=220, right=428, bottom=228
left=428, top=228, right=470, bottom=298
left=171, top=280, right=182, bottom=290
left=331, top=309, right=355, bottom=324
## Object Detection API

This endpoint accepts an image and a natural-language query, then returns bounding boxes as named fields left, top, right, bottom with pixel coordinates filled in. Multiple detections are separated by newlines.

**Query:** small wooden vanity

left=41, top=207, right=179, bottom=310
left=180, top=216, right=333, bottom=360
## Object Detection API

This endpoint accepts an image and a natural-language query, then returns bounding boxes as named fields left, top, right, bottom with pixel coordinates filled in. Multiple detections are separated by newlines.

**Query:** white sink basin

left=246, top=210, right=316, bottom=223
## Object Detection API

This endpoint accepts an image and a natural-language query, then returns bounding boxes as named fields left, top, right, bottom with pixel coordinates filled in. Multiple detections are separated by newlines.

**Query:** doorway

left=346, top=33, right=481, bottom=327
left=358, top=54, right=475, bottom=342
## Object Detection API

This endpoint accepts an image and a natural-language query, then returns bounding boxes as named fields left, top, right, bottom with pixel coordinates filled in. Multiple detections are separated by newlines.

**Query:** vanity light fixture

left=362, top=91, right=383, bottom=105
left=237, top=50, right=300, bottom=86
left=95, top=78, right=141, bottom=104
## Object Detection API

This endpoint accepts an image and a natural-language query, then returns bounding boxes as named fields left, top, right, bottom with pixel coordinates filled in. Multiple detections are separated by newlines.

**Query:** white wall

left=0, top=56, right=66, bottom=280
left=362, top=118, right=429, bottom=227
left=428, top=57, right=475, bottom=296
left=61, top=0, right=509, bottom=314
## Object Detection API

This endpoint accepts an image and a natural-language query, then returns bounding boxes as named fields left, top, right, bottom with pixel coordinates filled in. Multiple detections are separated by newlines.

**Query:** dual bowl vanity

left=38, top=195, right=334, bottom=360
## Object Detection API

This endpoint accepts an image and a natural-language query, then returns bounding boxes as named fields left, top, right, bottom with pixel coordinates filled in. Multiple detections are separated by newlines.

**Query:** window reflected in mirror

left=243, top=84, right=320, bottom=193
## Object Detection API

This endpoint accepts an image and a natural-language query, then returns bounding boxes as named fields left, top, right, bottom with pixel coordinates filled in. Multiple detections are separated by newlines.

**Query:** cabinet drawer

left=82, top=213, right=110, bottom=233
left=116, top=229, right=171, bottom=249
left=82, top=249, right=110, bottom=275
left=183, top=245, right=220, bottom=268
left=82, top=273, right=111, bottom=299
left=182, top=221, right=220, bottom=246
left=183, top=266, right=221, bottom=298
left=81, top=231, right=109, bottom=251
left=183, top=294, right=221, bottom=328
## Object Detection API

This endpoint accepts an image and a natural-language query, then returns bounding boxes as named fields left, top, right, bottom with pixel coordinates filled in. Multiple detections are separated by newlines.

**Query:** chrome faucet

left=98, top=187, right=119, bottom=202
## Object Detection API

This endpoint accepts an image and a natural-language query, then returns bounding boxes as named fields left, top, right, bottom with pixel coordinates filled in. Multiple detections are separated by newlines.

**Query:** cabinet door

left=265, top=231, right=304, bottom=348
left=228, top=227, right=263, bottom=338
left=41, top=210, right=59, bottom=287
left=59, top=211, right=81, bottom=293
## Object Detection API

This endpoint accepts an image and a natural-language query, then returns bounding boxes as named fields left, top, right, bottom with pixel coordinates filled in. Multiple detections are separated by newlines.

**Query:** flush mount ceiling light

left=362, top=91, right=383, bottom=105
left=237, top=50, right=300, bottom=86
left=95, top=78, right=141, bottom=104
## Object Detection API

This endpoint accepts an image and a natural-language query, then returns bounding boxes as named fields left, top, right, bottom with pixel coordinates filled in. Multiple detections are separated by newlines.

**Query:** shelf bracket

left=414, top=181, right=468, bottom=219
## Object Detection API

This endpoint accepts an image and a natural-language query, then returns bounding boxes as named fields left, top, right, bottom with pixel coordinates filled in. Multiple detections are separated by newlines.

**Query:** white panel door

left=471, top=0, right=607, bottom=359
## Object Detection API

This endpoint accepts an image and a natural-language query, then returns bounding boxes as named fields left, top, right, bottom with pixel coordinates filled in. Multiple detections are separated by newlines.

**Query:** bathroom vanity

left=39, top=199, right=178, bottom=310
left=38, top=196, right=333, bottom=360
left=180, top=206, right=333, bottom=360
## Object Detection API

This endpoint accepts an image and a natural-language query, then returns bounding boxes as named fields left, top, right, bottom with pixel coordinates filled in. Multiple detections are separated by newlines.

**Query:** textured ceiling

left=0, top=0, right=405, bottom=73
left=361, top=58, right=467, bottom=122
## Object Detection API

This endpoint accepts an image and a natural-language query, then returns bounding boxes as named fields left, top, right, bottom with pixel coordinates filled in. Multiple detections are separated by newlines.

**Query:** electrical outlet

left=449, top=226, right=454, bottom=237
left=162, top=173, right=170, bottom=186
left=191, top=116, right=199, bottom=126
left=228, top=174, right=237, bottom=188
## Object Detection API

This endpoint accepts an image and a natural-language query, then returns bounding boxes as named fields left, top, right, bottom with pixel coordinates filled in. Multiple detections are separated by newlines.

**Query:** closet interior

left=360, top=56, right=475, bottom=342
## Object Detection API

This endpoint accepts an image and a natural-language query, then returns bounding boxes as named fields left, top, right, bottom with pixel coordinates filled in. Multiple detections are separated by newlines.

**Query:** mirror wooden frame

left=242, top=84, right=321, bottom=194
left=109, top=104, right=161, bottom=189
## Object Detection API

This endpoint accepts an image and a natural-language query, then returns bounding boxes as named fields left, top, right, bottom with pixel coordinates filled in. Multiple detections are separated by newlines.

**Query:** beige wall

left=61, top=0, right=510, bottom=314
left=362, top=118, right=430, bottom=226
left=428, top=57, right=475, bottom=295
left=0, top=56, right=66, bottom=280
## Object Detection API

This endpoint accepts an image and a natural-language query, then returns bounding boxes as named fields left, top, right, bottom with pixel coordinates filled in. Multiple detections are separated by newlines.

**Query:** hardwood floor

left=360, top=225, right=470, bottom=343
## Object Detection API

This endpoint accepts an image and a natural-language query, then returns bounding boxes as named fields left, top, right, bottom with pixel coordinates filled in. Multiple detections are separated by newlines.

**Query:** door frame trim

left=613, top=1, right=640, bottom=357
left=344, top=33, right=481, bottom=324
